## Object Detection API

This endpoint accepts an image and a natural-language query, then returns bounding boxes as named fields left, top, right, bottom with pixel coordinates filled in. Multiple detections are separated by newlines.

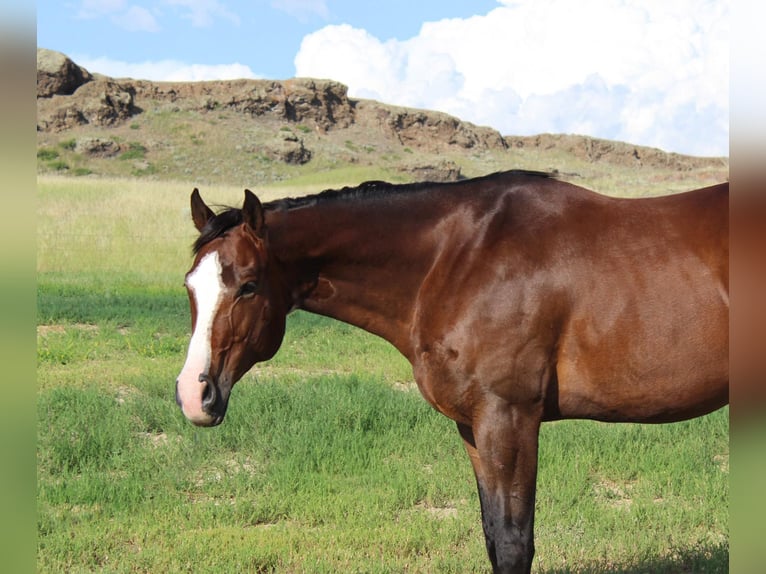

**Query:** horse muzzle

left=175, top=372, right=231, bottom=427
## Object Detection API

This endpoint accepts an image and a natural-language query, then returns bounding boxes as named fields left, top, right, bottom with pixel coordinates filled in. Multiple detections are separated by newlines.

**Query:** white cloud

left=75, top=1, right=160, bottom=32
left=294, top=0, right=729, bottom=156
left=165, top=0, right=240, bottom=27
left=75, top=0, right=240, bottom=29
left=271, top=0, right=329, bottom=21
left=76, top=0, right=128, bottom=18
left=112, top=5, right=160, bottom=32
left=76, top=56, right=260, bottom=81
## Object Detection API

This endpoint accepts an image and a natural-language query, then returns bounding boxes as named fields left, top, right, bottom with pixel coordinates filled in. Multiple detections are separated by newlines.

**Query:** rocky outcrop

left=37, top=48, right=93, bottom=98
left=260, top=132, right=312, bottom=165
left=36, top=49, right=506, bottom=154
left=123, top=77, right=355, bottom=131
left=505, top=133, right=723, bottom=171
left=37, top=76, right=137, bottom=131
left=36, top=56, right=359, bottom=134
left=355, top=100, right=507, bottom=153
left=282, top=78, right=354, bottom=130
left=399, top=161, right=462, bottom=182
left=74, top=137, right=121, bottom=157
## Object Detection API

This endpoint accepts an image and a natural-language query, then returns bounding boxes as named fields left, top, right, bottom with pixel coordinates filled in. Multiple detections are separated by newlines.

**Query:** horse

left=175, top=170, right=728, bottom=574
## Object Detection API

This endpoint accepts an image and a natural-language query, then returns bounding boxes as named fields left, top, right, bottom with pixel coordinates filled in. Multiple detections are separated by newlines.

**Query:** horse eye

left=238, top=281, right=259, bottom=297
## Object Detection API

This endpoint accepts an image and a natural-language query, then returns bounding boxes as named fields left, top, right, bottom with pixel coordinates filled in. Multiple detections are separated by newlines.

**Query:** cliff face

left=37, top=49, right=504, bottom=154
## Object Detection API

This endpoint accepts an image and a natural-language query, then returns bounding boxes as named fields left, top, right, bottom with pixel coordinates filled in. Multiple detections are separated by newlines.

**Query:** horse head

left=175, top=189, right=289, bottom=426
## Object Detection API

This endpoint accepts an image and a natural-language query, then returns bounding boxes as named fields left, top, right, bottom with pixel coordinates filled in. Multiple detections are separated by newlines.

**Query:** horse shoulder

left=408, top=184, right=580, bottom=424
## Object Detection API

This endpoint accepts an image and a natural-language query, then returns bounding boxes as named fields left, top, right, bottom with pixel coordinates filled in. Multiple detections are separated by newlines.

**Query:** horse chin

left=181, top=406, right=226, bottom=427
left=191, top=413, right=225, bottom=427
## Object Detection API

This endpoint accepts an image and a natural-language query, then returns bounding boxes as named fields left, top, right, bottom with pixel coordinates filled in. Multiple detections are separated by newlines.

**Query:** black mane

left=264, top=169, right=552, bottom=212
left=193, top=207, right=243, bottom=254
left=192, top=170, right=552, bottom=254
left=264, top=179, right=396, bottom=211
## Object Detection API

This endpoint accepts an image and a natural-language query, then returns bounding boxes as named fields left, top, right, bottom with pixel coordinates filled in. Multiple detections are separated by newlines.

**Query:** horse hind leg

left=457, top=401, right=542, bottom=574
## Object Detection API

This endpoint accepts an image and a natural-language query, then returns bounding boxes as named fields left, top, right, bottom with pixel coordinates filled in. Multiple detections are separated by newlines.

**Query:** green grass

left=37, top=174, right=728, bottom=573
left=119, top=142, right=148, bottom=161
left=37, top=148, right=60, bottom=161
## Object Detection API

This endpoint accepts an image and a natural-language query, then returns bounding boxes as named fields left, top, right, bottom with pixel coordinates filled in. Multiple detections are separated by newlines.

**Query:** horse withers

left=176, top=170, right=728, bottom=574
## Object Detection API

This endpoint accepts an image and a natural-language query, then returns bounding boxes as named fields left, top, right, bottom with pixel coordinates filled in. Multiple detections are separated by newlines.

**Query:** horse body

left=177, top=170, right=728, bottom=574
left=267, top=172, right=728, bottom=425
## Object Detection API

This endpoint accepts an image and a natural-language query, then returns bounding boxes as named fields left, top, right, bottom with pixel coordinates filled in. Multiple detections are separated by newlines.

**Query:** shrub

left=49, top=160, right=69, bottom=171
left=119, top=143, right=147, bottom=161
left=37, top=148, right=59, bottom=161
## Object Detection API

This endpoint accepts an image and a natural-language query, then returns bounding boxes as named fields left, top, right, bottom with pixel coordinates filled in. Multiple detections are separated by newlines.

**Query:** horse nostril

left=201, top=381, right=214, bottom=405
left=175, top=380, right=183, bottom=407
left=199, top=373, right=218, bottom=410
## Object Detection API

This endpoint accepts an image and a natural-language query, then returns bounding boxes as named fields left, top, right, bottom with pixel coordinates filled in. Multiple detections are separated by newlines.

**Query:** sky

left=37, top=0, right=730, bottom=157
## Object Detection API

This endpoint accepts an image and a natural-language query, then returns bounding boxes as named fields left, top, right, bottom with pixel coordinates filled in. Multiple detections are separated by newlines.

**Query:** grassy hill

left=37, top=49, right=728, bottom=198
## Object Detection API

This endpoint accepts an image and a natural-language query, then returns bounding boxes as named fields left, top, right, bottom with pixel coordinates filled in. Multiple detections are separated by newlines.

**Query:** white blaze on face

left=177, top=251, right=224, bottom=423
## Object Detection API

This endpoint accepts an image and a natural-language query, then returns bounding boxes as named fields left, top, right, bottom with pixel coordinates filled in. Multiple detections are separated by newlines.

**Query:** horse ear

left=242, top=189, right=265, bottom=237
left=190, top=188, right=215, bottom=232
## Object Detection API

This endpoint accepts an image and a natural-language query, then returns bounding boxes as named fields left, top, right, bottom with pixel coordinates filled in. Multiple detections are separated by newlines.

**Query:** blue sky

left=37, top=0, right=729, bottom=157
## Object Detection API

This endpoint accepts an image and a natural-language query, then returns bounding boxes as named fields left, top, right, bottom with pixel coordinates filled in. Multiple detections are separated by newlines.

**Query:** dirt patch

left=412, top=500, right=459, bottom=519
left=37, top=325, right=66, bottom=337
left=392, top=381, right=417, bottom=392
left=593, top=478, right=635, bottom=510
left=37, top=323, right=99, bottom=336
left=713, top=453, right=729, bottom=473
left=137, top=431, right=173, bottom=448
left=115, top=385, right=138, bottom=405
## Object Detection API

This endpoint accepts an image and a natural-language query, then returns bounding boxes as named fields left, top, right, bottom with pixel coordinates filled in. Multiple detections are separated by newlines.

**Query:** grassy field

left=37, top=174, right=728, bottom=573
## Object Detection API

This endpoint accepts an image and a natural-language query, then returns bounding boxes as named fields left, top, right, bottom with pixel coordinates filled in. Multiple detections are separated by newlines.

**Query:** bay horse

left=176, top=170, right=728, bottom=574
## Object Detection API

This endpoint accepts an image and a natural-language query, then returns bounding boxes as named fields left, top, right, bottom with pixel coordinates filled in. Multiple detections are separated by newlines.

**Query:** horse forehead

left=220, top=229, right=266, bottom=268
left=191, top=234, right=264, bottom=284
left=187, top=251, right=224, bottom=292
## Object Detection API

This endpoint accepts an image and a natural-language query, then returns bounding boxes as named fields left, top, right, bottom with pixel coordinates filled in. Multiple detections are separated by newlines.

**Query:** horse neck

left=266, top=195, right=444, bottom=359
